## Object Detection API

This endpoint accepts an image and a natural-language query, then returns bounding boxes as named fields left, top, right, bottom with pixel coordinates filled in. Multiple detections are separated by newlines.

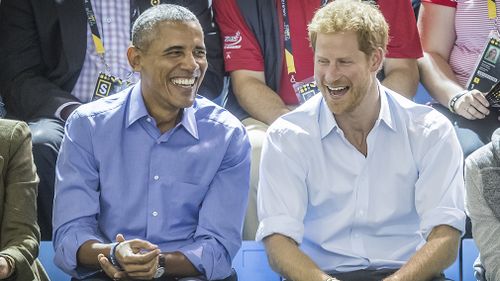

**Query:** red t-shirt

left=420, top=0, right=457, bottom=8
left=214, top=0, right=423, bottom=105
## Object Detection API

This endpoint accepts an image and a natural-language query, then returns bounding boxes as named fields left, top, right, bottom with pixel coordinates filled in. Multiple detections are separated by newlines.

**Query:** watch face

left=154, top=267, right=165, bottom=278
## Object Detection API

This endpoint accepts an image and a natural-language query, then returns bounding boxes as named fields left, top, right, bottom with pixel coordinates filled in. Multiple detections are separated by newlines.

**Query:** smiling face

left=314, top=31, right=382, bottom=116
left=128, top=21, right=207, bottom=115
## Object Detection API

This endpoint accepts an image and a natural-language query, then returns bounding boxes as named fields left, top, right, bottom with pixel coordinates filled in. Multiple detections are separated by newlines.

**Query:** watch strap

left=109, top=242, right=122, bottom=269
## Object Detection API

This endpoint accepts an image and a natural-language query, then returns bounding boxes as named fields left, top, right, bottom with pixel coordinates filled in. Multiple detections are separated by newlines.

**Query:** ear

left=368, top=47, right=385, bottom=73
left=127, top=46, right=142, bottom=71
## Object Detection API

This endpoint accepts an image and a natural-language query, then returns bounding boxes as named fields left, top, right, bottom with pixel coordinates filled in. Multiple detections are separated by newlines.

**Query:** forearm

left=77, top=240, right=113, bottom=269
left=384, top=225, right=460, bottom=281
left=231, top=70, right=290, bottom=125
left=381, top=58, right=419, bottom=99
left=418, top=53, right=463, bottom=106
left=264, top=234, right=332, bottom=281
left=163, top=251, right=200, bottom=277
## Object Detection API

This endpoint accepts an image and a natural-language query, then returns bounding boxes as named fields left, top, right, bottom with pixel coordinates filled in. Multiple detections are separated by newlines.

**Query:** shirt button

left=153, top=175, right=159, bottom=180
left=146, top=118, right=152, bottom=122
left=106, top=17, right=112, bottom=23
left=152, top=211, right=158, bottom=217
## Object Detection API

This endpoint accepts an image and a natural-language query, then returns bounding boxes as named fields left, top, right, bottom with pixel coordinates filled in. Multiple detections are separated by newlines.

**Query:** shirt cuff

left=54, top=231, right=105, bottom=278
left=419, top=206, right=466, bottom=240
left=55, top=102, right=82, bottom=120
left=177, top=242, right=232, bottom=281
left=255, top=215, right=305, bottom=244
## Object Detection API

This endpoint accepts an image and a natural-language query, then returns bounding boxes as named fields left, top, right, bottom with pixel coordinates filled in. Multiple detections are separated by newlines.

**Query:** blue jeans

left=432, top=103, right=499, bottom=157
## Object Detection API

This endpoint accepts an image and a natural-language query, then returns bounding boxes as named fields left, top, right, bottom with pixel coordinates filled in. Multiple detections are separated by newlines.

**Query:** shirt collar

left=126, top=82, right=199, bottom=139
left=127, top=82, right=149, bottom=127
left=180, top=104, right=199, bottom=140
left=318, top=81, right=396, bottom=139
left=377, top=83, right=397, bottom=132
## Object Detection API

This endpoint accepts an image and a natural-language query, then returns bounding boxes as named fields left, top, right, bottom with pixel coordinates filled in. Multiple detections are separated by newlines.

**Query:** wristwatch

left=154, top=254, right=166, bottom=278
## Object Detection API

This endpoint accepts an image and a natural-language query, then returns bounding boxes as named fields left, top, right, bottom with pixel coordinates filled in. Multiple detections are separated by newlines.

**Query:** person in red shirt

left=214, top=0, right=422, bottom=240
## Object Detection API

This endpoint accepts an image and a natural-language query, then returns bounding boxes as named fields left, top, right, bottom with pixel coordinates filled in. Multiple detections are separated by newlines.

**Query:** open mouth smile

left=326, top=85, right=349, bottom=97
left=171, top=77, right=197, bottom=88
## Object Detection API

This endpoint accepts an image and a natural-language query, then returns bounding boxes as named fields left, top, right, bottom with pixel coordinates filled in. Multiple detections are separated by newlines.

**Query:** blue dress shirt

left=256, top=83, right=466, bottom=272
left=53, top=83, right=251, bottom=280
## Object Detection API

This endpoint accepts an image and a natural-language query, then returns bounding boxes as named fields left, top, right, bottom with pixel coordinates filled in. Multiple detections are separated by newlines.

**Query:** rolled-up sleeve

left=414, top=116, right=466, bottom=240
left=179, top=125, right=251, bottom=280
left=52, top=112, right=105, bottom=278
left=256, top=123, right=309, bottom=244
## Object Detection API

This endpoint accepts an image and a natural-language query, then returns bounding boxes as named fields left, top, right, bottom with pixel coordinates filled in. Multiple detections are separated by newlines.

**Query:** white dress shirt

left=256, top=83, right=466, bottom=272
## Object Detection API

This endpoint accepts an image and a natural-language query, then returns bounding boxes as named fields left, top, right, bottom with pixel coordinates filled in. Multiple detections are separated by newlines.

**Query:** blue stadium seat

left=414, top=82, right=434, bottom=105
left=232, top=240, right=463, bottom=281
left=443, top=252, right=460, bottom=281
left=38, top=241, right=71, bottom=281
left=232, top=241, right=280, bottom=281
left=462, top=238, right=480, bottom=281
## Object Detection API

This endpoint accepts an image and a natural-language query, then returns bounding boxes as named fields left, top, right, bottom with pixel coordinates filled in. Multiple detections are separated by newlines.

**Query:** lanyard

left=84, top=0, right=105, bottom=57
left=488, top=0, right=497, bottom=19
left=280, top=0, right=328, bottom=84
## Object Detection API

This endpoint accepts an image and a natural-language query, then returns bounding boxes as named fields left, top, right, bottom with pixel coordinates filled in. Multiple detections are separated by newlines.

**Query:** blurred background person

left=418, top=0, right=499, bottom=157
left=465, top=128, right=500, bottom=281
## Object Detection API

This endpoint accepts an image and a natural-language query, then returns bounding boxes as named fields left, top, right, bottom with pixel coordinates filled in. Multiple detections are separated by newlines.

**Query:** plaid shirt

left=71, top=0, right=139, bottom=103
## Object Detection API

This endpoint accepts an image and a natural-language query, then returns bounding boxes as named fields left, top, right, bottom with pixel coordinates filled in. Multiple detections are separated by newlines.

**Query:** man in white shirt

left=257, top=1, right=465, bottom=281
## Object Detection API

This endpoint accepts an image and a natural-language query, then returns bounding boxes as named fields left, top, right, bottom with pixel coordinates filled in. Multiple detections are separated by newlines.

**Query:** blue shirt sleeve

left=178, top=124, right=251, bottom=280
left=52, top=112, right=106, bottom=278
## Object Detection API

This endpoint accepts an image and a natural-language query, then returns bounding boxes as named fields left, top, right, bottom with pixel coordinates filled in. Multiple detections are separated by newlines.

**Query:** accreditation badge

left=467, top=31, right=500, bottom=94
left=92, top=72, right=132, bottom=101
left=293, top=76, right=321, bottom=104
left=486, top=80, right=500, bottom=107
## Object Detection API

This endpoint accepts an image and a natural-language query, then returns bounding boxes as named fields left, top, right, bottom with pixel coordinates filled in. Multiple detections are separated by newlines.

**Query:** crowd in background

left=0, top=0, right=499, bottom=280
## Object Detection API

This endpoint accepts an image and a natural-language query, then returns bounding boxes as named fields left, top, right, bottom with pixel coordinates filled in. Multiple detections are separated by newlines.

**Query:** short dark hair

left=131, top=4, right=200, bottom=51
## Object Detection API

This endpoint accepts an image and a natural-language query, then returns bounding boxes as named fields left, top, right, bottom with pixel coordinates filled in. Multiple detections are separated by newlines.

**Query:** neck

left=335, top=81, right=381, bottom=156
left=145, top=103, right=182, bottom=134
left=156, top=110, right=182, bottom=134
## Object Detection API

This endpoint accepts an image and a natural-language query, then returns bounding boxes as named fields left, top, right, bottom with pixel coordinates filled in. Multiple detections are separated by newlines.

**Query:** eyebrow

left=163, top=46, right=184, bottom=53
left=162, top=45, right=206, bottom=54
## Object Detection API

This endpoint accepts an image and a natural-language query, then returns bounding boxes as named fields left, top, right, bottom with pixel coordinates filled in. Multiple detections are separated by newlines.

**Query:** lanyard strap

left=488, top=0, right=497, bottom=20
left=280, top=0, right=297, bottom=83
left=84, top=0, right=105, bottom=56
left=279, top=0, right=342, bottom=84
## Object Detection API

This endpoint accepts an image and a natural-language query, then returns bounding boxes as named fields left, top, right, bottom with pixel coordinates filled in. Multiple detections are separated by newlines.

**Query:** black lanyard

left=84, top=0, right=105, bottom=56
left=280, top=0, right=328, bottom=84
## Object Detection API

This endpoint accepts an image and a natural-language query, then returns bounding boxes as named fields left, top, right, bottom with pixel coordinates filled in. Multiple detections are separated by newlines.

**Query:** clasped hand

left=98, top=234, right=161, bottom=280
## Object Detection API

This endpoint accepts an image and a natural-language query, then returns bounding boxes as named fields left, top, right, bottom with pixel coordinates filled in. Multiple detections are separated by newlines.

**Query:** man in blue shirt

left=52, top=4, right=250, bottom=281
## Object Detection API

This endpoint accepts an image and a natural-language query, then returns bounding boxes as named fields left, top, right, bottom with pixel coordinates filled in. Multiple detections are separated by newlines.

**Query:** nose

left=324, top=63, right=342, bottom=84
left=181, top=53, right=199, bottom=73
